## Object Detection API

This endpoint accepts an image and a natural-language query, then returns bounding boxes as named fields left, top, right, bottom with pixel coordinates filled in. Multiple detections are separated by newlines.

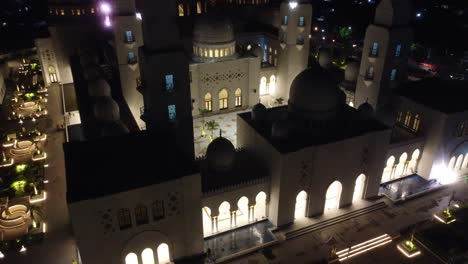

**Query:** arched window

left=178, top=3, right=184, bottom=16
left=295, top=190, right=307, bottom=219
left=214, top=49, right=219, bottom=57
left=152, top=200, right=165, bottom=221
left=135, top=204, right=148, bottom=225
left=218, top=201, right=231, bottom=231
left=237, top=196, right=249, bottom=225
left=219, top=89, right=228, bottom=110
left=141, top=248, right=155, bottom=264
left=413, top=114, right=421, bottom=132
left=268, top=75, right=276, bottom=95
left=235, top=88, right=242, bottom=107
left=196, top=1, right=202, bottom=14
left=220, top=49, right=224, bottom=57
left=157, top=243, right=171, bottom=264
left=48, top=65, right=58, bottom=83
left=125, top=252, right=139, bottom=264
left=448, top=156, right=456, bottom=170
left=394, top=152, right=408, bottom=178
left=455, top=154, right=464, bottom=170
left=353, top=174, right=366, bottom=202
left=408, top=149, right=420, bottom=174
left=259, top=77, right=267, bottom=95
left=117, top=208, right=132, bottom=230
left=202, top=206, right=212, bottom=236
left=382, top=156, right=395, bottom=183
left=404, top=111, right=412, bottom=127
left=254, top=191, right=267, bottom=221
left=462, top=155, right=468, bottom=169
left=209, top=49, right=213, bottom=58
left=204, top=93, right=212, bottom=111
left=325, top=181, right=342, bottom=211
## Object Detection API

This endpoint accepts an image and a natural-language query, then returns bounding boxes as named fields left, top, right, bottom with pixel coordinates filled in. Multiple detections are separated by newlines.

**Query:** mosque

left=35, top=0, right=468, bottom=263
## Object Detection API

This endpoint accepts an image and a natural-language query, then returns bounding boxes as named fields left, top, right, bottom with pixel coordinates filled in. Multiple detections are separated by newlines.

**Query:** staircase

left=285, top=202, right=388, bottom=240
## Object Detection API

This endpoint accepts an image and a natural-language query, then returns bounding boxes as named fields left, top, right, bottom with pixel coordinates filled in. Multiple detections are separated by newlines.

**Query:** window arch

left=202, top=206, right=212, bottom=236
left=219, top=89, right=228, bottom=110
left=204, top=92, right=212, bottom=111
left=448, top=156, right=456, bottom=170
left=404, top=111, right=412, bottom=127
left=462, top=155, right=468, bottom=169
left=455, top=154, right=464, bottom=170
left=196, top=1, right=202, bottom=14
left=218, top=201, right=231, bottom=231
left=295, top=190, right=307, bottom=219
left=152, top=200, right=165, bottom=221
left=259, top=77, right=267, bottom=95
left=178, top=3, right=184, bottom=16
left=141, top=248, right=155, bottom=264
left=394, top=152, right=408, bottom=178
left=125, top=252, right=139, bottom=264
left=237, top=196, right=249, bottom=225
left=268, top=75, right=276, bottom=95
left=353, top=174, right=366, bottom=202
left=408, top=149, right=420, bottom=174
left=117, top=208, right=132, bottom=230
left=254, top=191, right=267, bottom=221
left=325, top=181, right=342, bottom=211
left=413, top=114, right=421, bottom=131
left=157, top=243, right=171, bottom=264
left=235, top=88, right=242, bottom=107
left=381, top=155, right=395, bottom=183
left=135, top=204, right=148, bottom=225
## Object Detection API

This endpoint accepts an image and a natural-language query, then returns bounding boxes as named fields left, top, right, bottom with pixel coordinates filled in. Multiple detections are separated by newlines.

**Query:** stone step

left=285, top=201, right=388, bottom=240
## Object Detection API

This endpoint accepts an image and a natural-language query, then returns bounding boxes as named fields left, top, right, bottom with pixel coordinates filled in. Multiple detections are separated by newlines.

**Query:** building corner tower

left=113, top=0, right=145, bottom=130
left=276, top=0, right=312, bottom=101
left=354, top=0, right=412, bottom=114
left=137, top=0, right=195, bottom=161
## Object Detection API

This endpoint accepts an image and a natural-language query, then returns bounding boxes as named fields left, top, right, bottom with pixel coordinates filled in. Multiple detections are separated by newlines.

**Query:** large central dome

left=193, top=14, right=237, bottom=62
left=288, top=64, right=345, bottom=120
left=194, top=14, right=234, bottom=44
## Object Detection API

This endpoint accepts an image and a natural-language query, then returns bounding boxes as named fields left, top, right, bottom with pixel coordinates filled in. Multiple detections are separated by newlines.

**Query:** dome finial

left=219, top=129, right=222, bottom=138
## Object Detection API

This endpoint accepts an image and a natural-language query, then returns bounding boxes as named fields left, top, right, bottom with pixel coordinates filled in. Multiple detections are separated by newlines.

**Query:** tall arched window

left=324, top=181, right=342, bottom=211
left=413, top=114, right=421, bottom=132
left=448, top=156, right=456, bottom=170
left=204, top=93, right=212, bottom=111
left=125, top=252, right=139, bottom=264
left=152, top=200, right=165, bottom=221
left=219, top=89, right=228, bottom=110
left=268, top=75, right=276, bottom=95
left=196, top=1, right=202, bottom=14
left=157, top=243, right=171, bottom=264
left=408, top=149, right=420, bottom=174
left=404, top=111, right=412, bottom=127
left=135, top=204, right=148, bottom=225
left=254, top=191, right=267, bottom=221
left=394, top=152, right=408, bottom=178
left=455, top=154, right=464, bottom=170
left=235, top=88, right=242, bottom=107
left=237, top=196, right=249, bottom=225
left=178, top=3, right=184, bottom=16
left=294, top=190, right=307, bottom=219
left=259, top=77, right=267, bottom=95
left=141, top=248, right=155, bottom=264
left=117, top=208, right=132, bottom=230
left=381, top=156, right=395, bottom=183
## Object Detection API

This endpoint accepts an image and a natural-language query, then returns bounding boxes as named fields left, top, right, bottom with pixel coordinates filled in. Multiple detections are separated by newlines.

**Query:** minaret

left=354, top=0, right=412, bottom=114
left=112, top=0, right=145, bottom=130
left=276, top=0, right=312, bottom=101
left=137, top=0, right=195, bottom=160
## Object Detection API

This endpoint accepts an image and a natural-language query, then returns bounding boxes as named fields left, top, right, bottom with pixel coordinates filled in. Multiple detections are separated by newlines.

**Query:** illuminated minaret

left=276, top=0, right=312, bottom=101
left=354, top=0, right=412, bottom=115
left=137, top=0, right=195, bottom=160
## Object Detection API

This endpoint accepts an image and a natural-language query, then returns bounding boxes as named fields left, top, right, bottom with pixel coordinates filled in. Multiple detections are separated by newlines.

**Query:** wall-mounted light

left=289, top=2, right=298, bottom=9
left=136, top=12, right=142, bottom=20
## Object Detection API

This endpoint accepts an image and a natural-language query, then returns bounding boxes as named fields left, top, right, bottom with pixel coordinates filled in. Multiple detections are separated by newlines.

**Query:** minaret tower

left=112, top=0, right=145, bottom=130
left=354, top=0, right=412, bottom=114
left=137, top=0, right=195, bottom=160
left=276, top=0, right=312, bottom=101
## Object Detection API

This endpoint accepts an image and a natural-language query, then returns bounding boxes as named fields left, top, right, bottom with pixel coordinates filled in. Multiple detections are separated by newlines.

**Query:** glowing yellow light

left=337, top=234, right=392, bottom=261
left=30, top=191, right=47, bottom=204
left=397, top=244, right=421, bottom=258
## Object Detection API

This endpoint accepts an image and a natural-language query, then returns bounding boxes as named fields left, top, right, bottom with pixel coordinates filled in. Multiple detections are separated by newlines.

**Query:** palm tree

left=204, top=120, right=220, bottom=142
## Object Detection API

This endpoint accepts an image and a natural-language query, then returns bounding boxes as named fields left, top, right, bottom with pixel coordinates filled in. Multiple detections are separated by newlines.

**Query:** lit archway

left=204, top=93, right=212, bottom=111
left=394, top=152, right=408, bottom=179
left=218, top=201, right=231, bottom=232
left=448, top=156, right=456, bottom=170
left=259, top=77, right=267, bottom=95
left=254, top=191, right=267, bottom=221
left=407, top=149, right=420, bottom=174
left=462, top=155, right=468, bottom=170
left=455, top=154, right=464, bottom=170
left=294, top=190, right=307, bottom=219
left=237, top=196, right=249, bottom=226
left=157, top=243, right=171, bottom=264
left=125, top=253, right=138, bottom=264
left=353, top=174, right=366, bottom=202
left=235, top=88, right=242, bottom=107
left=141, top=248, right=155, bottom=264
left=219, top=89, right=228, bottom=110
left=381, top=156, right=395, bottom=183
left=202, top=206, right=212, bottom=236
left=324, top=181, right=342, bottom=212
left=268, top=75, right=276, bottom=95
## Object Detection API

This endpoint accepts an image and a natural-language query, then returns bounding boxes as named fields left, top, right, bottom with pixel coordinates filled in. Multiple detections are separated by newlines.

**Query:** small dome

left=93, top=97, right=120, bottom=123
left=194, top=14, right=235, bottom=45
left=251, top=45, right=263, bottom=58
left=271, top=119, right=292, bottom=140
left=252, top=103, right=267, bottom=121
left=289, top=64, right=343, bottom=117
left=318, top=48, right=332, bottom=68
left=344, top=60, right=359, bottom=82
left=83, top=65, right=100, bottom=80
left=358, top=102, right=374, bottom=118
left=88, top=78, right=111, bottom=97
left=206, top=136, right=236, bottom=172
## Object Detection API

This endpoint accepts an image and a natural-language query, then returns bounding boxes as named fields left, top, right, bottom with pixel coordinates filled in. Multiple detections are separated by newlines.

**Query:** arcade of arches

left=381, top=149, right=421, bottom=183
left=259, top=75, right=276, bottom=96
left=202, top=191, right=267, bottom=237
left=124, top=243, right=171, bottom=264
left=294, top=174, right=367, bottom=219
